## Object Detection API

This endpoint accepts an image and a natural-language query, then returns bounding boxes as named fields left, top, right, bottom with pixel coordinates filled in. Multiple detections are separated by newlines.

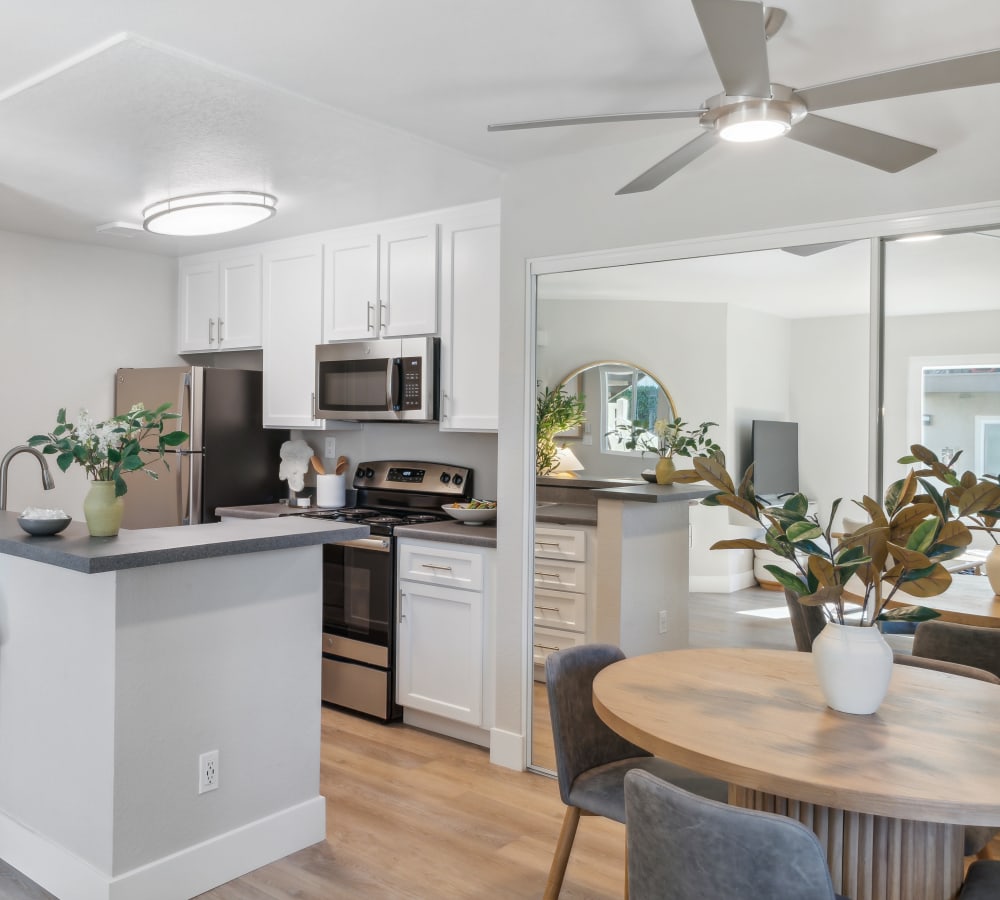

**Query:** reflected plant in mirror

left=536, top=385, right=586, bottom=476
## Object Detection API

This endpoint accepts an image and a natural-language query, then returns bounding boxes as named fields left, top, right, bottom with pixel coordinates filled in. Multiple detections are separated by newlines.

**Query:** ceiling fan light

left=716, top=105, right=791, bottom=143
left=143, top=191, right=277, bottom=236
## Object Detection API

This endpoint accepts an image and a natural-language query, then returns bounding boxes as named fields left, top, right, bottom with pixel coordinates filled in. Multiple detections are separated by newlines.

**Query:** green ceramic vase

left=83, top=480, right=124, bottom=537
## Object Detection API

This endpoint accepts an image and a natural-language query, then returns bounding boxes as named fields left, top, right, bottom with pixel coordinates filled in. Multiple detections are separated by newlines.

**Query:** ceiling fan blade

left=781, top=240, right=856, bottom=257
left=787, top=115, right=936, bottom=173
left=616, top=131, right=720, bottom=194
left=487, top=109, right=705, bottom=132
left=797, top=48, right=1000, bottom=111
left=692, top=0, right=772, bottom=98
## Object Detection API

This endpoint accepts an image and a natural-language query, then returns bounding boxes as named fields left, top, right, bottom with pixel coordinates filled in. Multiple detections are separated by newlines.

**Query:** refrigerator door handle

left=187, top=451, right=203, bottom=525
left=177, top=373, right=192, bottom=524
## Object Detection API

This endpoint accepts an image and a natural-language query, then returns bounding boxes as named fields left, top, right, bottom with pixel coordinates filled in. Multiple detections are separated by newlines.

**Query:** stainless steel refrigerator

left=114, top=366, right=287, bottom=529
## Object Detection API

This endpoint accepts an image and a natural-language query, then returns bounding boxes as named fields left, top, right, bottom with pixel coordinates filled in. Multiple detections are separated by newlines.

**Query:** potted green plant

left=29, top=403, right=188, bottom=536
left=609, top=417, right=722, bottom=483
left=692, top=456, right=971, bottom=714
left=898, top=443, right=1000, bottom=593
left=536, top=385, right=586, bottom=476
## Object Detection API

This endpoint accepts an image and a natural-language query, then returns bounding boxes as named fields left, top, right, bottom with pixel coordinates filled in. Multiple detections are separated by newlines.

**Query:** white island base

left=0, top=515, right=364, bottom=900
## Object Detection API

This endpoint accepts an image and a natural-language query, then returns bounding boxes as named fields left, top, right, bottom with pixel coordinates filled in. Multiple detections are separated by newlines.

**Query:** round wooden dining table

left=593, top=647, right=1000, bottom=900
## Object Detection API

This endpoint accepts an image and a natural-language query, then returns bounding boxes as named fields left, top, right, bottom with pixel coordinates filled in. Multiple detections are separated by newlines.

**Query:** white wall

left=0, top=230, right=177, bottom=518
left=495, top=125, right=1000, bottom=757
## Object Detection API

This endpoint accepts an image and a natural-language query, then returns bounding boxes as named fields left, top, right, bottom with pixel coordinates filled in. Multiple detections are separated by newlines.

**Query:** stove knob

left=365, top=467, right=375, bottom=479
left=440, top=472, right=451, bottom=484
left=452, top=474, right=464, bottom=486
left=355, top=466, right=365, bottom=480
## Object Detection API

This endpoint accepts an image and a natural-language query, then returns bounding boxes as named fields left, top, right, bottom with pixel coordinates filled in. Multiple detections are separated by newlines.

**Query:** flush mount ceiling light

left=142, top=191, right=277, bottom=236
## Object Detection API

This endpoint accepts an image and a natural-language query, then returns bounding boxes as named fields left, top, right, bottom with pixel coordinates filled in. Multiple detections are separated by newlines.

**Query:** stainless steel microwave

left=314, top=337, right=440, bottom=422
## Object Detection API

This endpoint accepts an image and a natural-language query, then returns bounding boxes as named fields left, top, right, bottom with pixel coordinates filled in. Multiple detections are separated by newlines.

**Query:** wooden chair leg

left=544, top=806, right=582, bottom=900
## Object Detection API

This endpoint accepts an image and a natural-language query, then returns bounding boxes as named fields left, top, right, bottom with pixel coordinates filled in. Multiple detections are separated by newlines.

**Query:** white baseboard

left=689, top=570, right=757, bottom=593
left=403, top=708, right=490, bottom=748
left=0, top=797, right=326, bottom=900
left=489, top=727, right=525, bottom=771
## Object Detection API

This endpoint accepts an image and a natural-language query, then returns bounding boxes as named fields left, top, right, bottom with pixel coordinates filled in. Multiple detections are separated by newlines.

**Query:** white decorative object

left=987, top=545, right=1000, bottom=596
left=811, top=622, right=894, bottom=715
left=278, top=440, right=314, bottom=493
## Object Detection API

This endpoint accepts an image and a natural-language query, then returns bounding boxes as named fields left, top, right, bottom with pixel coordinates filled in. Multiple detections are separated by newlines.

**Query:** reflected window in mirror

left=603, top=367, right=664, bottom=455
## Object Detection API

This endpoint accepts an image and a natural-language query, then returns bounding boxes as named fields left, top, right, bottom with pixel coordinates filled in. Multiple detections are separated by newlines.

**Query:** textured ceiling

left=0, top=1, right=999, bottom=255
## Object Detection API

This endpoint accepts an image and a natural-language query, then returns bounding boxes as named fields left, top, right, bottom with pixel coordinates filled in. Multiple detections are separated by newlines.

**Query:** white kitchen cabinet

left=261, top=240, right=325, bottom=428
left=322, top=220, right=438, bottom=342
left=438, top=200, right=500, bottom=432
left=177, top=254, right=262, bottom=353
left=533, top=523, right=595, bottom=680
left=396, top=539, right=493, bottom=726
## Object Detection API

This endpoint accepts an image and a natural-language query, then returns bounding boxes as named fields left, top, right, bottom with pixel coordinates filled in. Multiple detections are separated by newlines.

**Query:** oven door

left=321, top=537, right=393, bottom=646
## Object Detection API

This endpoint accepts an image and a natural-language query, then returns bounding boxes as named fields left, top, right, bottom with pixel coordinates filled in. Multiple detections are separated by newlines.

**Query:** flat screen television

left=751, top=420, right=799, bottom=499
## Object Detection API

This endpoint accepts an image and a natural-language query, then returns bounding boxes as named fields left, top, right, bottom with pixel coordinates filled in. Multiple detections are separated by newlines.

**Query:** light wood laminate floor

left=0, top=586, right=991, bottom=899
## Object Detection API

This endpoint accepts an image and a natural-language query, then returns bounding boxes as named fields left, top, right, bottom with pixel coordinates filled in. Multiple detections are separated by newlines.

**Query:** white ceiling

left=1, top=0, right=1000, bottom=255
left=536, top=229, right=1000, bottom=318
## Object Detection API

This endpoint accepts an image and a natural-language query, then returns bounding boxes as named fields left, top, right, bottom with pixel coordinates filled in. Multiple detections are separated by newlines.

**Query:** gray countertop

left=0, top=512, right=368, bottom=574
left=216, top=503, right=308, bottom=519
left=395, top=519, right=497, bottom=548
left=592, top=482, right=713, bottom=503
left=535, top=503, right=598, bottom=526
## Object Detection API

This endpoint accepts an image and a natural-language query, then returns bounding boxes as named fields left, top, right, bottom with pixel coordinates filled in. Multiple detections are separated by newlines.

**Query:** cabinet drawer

left=533, top=587, right=586, bottom=633
left=398, top=542, right=483, bottom=590
left=534, top=558, right=586, bottom=593
left=534, top=526, right=587, bottom=561
left=533, top=626, right=584, bottom=669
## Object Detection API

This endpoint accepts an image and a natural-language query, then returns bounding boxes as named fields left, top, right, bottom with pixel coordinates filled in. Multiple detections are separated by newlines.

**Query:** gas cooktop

left=300, top=506, right=450, bottom=535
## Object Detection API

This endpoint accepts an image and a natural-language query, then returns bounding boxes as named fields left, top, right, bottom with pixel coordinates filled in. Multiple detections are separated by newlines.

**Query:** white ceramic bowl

left=18, top=515, right=72, bottom=536
left=441, top=503, right=497, bottom=525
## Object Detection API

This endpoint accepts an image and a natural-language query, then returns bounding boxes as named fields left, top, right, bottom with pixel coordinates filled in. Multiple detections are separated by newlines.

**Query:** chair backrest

left=912, top=619, right=1000, bottom=680
left=784, top=589, right=826, bottom=652
left=892, top=652, right=1000, bottom=684
left=545, top=643, right=651, bottom=806
left=624, top=769, right=837, bottom=900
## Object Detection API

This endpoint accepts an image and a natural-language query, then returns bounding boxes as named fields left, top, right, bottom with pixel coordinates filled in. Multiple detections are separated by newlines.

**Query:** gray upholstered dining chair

left=912, top=619, right=1000, bottom=680
left=960, top=860, right=1000, bottom=897
left=542, top=643, right=728, bottom=900
left=624, top=769, right=850, bottom=900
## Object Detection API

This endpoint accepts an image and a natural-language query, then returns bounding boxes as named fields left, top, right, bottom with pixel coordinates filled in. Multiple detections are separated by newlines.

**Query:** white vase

left=986, top=545, right=1000, bottom=596
left=811, top=622, right=894, bottom=715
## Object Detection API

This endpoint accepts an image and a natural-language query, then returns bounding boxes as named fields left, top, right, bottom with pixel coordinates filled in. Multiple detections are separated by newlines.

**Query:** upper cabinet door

left=378, top=222, right=439, bottom=337
left=178, top=261, right=220, bottom=352
left=323, top=231, right=380, bottom=342
left=218, top=255, right=262, bottom=350
left=262, top=241, right=325, bottom=429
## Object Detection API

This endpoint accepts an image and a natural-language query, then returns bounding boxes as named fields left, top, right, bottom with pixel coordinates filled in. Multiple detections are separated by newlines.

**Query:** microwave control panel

left=399, top=356, right=423, bottom=410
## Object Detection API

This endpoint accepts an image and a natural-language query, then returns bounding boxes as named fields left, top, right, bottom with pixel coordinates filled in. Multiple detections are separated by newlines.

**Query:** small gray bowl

left=18, top=516, right=72, bottom=536
left=641, top=471, right=658, bottom=483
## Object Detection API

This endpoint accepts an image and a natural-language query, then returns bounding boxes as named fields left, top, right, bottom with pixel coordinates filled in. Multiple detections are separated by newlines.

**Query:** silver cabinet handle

left=217, top=318, right=224, bottom=343
left=380, top=302, right=388, bottom=331
left=535, top=605, right=560, bottom=612
left=367, top=302, right=375, bottom=333
left=535, top=644, right=561, bottom=653
left=399, top=590, right=406, bottom=624
left=208, top=318, right=215, bottom=344
left=535, top=541, right=561, bottom=548
left=311, top=392, right=317, bottom=419
left=421, top=563, right=453, bottom=572
left=536, top=571, right=562, bottom=580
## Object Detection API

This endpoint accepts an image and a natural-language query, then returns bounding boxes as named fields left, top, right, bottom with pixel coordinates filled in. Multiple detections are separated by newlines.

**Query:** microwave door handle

left=389, top=357, right=403, bottom=411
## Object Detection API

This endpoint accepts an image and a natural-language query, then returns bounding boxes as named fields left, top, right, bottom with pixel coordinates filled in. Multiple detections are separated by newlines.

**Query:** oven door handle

left=336, top=537, right=391, bottom=552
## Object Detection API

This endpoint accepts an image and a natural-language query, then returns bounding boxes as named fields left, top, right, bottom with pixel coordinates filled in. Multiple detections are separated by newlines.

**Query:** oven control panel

left=352, top=460, right=472, bottom=498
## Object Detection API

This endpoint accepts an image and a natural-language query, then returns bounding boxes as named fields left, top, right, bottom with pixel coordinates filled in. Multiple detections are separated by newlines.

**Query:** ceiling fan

left=487, top=0, right=1000, bottom=194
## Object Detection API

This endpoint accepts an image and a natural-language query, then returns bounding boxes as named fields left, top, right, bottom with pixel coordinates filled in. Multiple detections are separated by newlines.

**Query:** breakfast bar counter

left=0, top=511, right=367, bottom=900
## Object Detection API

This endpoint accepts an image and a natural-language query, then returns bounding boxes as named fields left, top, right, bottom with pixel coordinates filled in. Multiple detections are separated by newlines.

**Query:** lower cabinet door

left=397, top=580, right=483, bottom=726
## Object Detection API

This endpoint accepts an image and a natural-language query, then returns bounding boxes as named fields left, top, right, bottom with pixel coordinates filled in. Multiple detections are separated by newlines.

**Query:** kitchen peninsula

left=0, top=512, right=367, bottom=900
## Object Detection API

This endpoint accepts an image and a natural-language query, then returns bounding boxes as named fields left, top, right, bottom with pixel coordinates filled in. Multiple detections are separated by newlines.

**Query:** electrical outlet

left=658, top=610, right=668, bottom=634
left=324, top=437, right=336, bottom=459
left=198, top=750, right=219, bottom=794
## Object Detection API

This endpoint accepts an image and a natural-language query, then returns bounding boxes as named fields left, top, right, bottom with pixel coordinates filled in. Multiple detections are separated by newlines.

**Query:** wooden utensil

left=310, top=455, right=325, bottom=474
left=335, top=455, right=348, bottom=475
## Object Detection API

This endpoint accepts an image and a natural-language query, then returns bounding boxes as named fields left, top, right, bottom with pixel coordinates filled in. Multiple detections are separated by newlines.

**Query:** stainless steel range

left=301, top=460, right=473, bottom=721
